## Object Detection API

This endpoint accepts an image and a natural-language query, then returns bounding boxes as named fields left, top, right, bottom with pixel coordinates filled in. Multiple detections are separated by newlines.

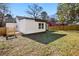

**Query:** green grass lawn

left=0, top=31, right=79, bottom=56
left=49, top=31, right=79, bottom=56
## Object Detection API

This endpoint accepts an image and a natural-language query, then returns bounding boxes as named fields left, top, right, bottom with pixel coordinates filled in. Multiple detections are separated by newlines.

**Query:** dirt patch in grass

left=22, top=31, right=66, bottom=44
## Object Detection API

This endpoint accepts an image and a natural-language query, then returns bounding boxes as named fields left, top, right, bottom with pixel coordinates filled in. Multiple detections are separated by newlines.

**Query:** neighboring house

left=48, top=21, right=68, bottom=27
left=5, top=14, right=16, bottom=23
left=48, top=21, right=56, bottom=26
left=16, top=16, right=48, bottom=34
left=0, top=14, right=16, bottom=27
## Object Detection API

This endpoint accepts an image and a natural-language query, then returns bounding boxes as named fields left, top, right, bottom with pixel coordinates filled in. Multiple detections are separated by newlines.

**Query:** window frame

left=38, top=23, right=44, bottom=29
left=38, top=23, right=41, bottom=29
left=42, top=23, right=44, bottom=29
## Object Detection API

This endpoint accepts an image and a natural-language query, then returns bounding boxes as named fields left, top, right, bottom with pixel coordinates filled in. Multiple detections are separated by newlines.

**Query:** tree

left=75, top=4, right=79, bottom=22
left=41, top=11, right=48, bottom=20
left=57, top=3, right=79, bottom=24
left=0, top=3, right=9, bottom=26
left=57, top=4, right=70, bottom=23
left=27, top=4, right=43, bottom=19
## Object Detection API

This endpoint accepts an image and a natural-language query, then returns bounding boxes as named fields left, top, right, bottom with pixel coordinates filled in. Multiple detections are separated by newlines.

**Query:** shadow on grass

left=22, top=31, right=66, bottom=44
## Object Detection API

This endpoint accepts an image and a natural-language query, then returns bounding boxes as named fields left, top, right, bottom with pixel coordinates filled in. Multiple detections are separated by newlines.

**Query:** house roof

left=16, top=16, right=47, bottom=22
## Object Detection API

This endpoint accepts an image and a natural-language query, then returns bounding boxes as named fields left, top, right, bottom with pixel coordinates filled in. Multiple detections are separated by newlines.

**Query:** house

left=5, top=14, right=16, bottom=23
left=48, top=21, right=56, bottom=26
left=16, top=16, right=48, bottom=34
left=48, top=20, right=68, bottom=27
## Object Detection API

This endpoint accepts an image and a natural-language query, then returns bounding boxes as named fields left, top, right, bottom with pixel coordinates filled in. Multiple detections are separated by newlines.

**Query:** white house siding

left=16, top=19, right=46, bottom=34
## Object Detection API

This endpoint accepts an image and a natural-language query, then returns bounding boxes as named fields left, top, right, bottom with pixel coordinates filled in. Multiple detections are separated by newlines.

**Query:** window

left=42, top=23, right=44, bottom=29
left=39, top=23, right=41, bottom=29
left=38, top=23, right=44, bottom=29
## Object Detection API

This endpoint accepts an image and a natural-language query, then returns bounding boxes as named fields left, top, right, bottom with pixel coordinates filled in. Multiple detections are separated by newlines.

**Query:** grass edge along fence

left=49, top=25, right=79, bottom=31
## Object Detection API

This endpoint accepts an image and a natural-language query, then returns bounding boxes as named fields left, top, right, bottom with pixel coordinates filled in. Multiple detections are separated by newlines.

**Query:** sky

left=9, top=3, right=58, bottom=17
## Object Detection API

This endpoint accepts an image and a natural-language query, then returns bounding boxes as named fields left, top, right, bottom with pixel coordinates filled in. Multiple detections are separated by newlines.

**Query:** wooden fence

left=49, top=25, right=79, bottom=31
left=0, top=25, right=79, bottom=36
left=0, top=27, right=6, bottom=36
